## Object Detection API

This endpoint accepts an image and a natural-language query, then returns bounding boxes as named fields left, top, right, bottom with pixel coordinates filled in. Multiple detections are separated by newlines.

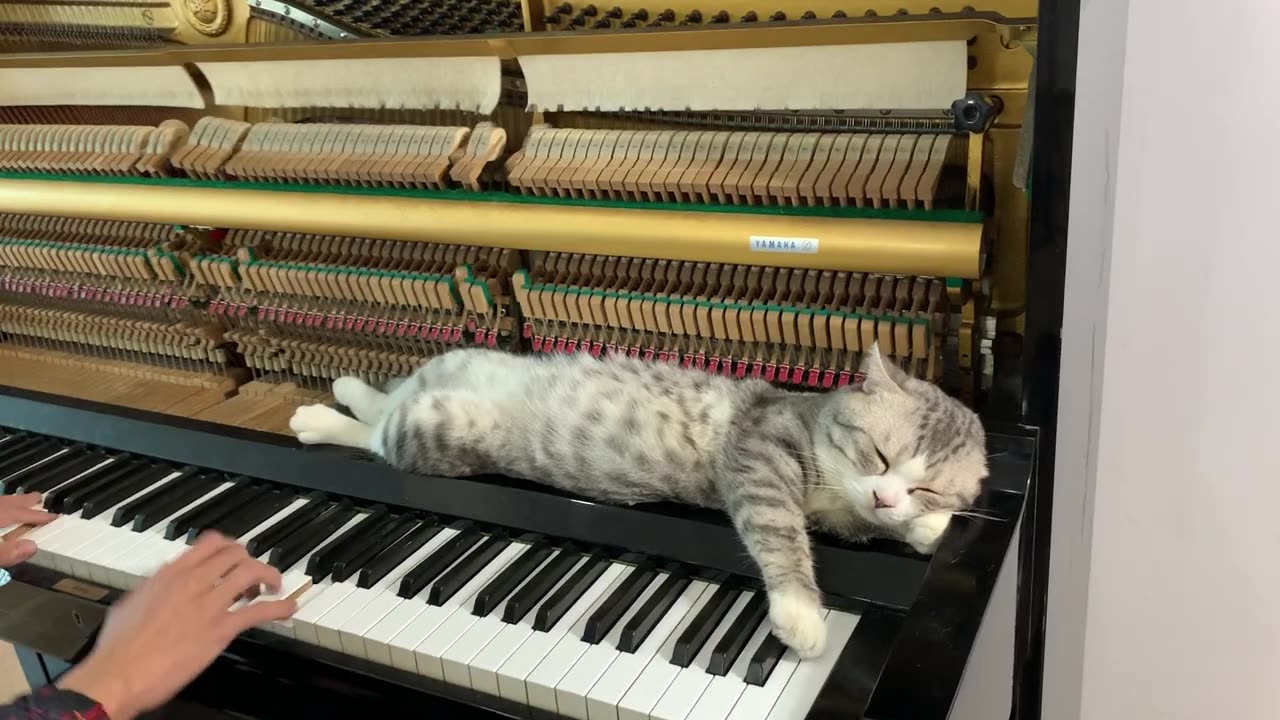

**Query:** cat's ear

left=859, top=342, right=907, bottom=394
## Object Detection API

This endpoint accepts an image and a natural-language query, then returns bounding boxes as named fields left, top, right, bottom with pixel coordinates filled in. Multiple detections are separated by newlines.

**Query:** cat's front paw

left=289, top=404, right=347, bottom=445
left=767, top=589, right=826, bottom=659
left=906, top=511, right=954, bottom=555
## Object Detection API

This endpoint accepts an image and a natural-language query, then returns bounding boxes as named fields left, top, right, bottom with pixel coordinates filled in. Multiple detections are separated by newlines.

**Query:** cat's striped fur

left=288, top=342, right=988, bottom=658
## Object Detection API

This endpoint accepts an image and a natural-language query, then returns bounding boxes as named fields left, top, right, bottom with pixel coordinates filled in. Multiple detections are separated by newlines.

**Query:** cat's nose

left=873, top=491, right=897, bottom=509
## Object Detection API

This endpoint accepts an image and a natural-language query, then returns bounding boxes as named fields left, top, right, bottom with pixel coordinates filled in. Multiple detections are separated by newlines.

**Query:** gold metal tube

left=0, top=179, right=985, bottom=278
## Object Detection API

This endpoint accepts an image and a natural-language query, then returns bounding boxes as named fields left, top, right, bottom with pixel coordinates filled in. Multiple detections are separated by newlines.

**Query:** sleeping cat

left=287, top=342, right=987, bottom=659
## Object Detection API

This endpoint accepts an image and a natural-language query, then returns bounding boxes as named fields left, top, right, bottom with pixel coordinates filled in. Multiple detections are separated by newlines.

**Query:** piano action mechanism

left=0, top=4, right=1043, bottom=719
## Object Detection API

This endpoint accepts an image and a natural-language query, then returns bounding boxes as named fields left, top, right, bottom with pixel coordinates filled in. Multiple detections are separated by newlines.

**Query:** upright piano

left=0, top=1, right=1072, bottom=718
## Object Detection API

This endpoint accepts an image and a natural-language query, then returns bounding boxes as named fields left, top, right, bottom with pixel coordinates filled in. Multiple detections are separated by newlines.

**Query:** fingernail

left=13, top=540, right=35, bottom=558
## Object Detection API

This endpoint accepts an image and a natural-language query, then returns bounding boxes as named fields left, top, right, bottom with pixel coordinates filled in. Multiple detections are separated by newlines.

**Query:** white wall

left=1047, top=2, right=1280, bottom=719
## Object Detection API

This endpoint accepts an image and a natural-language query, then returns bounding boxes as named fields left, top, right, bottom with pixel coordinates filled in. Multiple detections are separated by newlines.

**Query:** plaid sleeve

left=0, top=686, right=108, bottom=719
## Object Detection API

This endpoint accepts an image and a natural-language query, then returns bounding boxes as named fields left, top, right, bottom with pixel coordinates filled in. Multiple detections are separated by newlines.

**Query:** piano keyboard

left=0, top=430, right=860, bottom=720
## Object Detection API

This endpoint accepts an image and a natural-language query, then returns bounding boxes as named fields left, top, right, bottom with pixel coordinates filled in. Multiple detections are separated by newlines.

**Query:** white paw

left=906, top=511, right=954, bottom=555
left=289, top=404, right=348, bottom=445
left=767, top=589, right=827, bottom=659
left=331, top=376, right=368, bottom=408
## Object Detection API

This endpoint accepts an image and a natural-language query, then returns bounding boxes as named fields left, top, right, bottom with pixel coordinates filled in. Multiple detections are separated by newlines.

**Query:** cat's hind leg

left=290, top=404, right=374, bottom=450
left=332, top=376, right=391, bottom=425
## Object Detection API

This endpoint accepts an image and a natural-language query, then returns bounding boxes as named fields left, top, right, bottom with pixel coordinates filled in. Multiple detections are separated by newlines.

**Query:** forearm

left=0, top=685, right=108, bottom=719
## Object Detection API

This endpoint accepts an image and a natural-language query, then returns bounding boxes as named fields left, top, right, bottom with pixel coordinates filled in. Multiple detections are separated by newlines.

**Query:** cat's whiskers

left=951, top=509, right=1007, bottom=522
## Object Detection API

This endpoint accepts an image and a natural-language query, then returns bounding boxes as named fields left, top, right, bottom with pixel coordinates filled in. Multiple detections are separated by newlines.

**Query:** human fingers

left=219, top=598, right=297, bottom=640
left=0, top=492, right=42, bottom=509
left=7, top=507, right=56, bottom=526
left=169, top=531, right=236, bottom=572
left=0, top=538, right=37, bottom=567
left=206, top=558, right=282, bottom=609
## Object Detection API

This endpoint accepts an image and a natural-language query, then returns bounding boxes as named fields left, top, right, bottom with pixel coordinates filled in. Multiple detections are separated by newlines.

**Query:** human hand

left=0, top=492, right=55, bottom=566
left=57, top=532, right=298, bottom=719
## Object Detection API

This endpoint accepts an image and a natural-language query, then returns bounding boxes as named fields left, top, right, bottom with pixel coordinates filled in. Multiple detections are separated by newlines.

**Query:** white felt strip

left=197, top=56, right=502, bottom=113
left=520, top=41, right=967, bottom=112
left=0, top=66, right=204, bottom=108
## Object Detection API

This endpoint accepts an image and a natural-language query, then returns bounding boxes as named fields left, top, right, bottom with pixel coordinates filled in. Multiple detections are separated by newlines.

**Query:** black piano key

left=16, top=451, right=107, bottom=495
left=618, top=567, right=692, bottom=653
left=0, top=439, right=64, bottom=483
left=0, top=436, right=40, bottom=467
left=80, top=464, right=176, bottom=520
left=164, top=477, right=253, bottom=540
left=269, top=501, right=358, bottom=572
left=175, top=481, right=271, bottom=541
left=124, top=469, right=212, bottom=530
left=427, top=533, right=511, bottom=606
left=4, top=447, right=95, bottom=495
left=356, top=518, right=441, bottom=589
left=0, top=437, right=54, bottom=474
left=707, top=592, right=768, bottom=676
left=583, top=557, right=658, bottom=644
left=472, top=537, right=553, bottom=617
left=199, top=488, right=294, bottom=541
left=534, top=551, right=610, bottom=632
left=49, top=458, right=144, bottom=513
left=331, top=515, right=418, bottom=582
left=397, top=522, right=482, bottom=599
left=744, top=633, right=788, bottom=686
left=503, top=546, right=582, bottom=624
left=245, top=492, right=330, bottom=557
left=304, top=505, right=389, bottom=580
left=671, top=583, right=738, bottom=667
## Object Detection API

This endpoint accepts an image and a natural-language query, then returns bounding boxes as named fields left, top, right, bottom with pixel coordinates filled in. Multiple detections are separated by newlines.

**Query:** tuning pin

left=656, top=8, right=675, bottom=20
left=802, top=10, right=816, bottom=19
left=626, top=8, right=650, bottom=21
left=683, top=9, right=703, bottom=22
left=769, top=10, right=786, bottom=20
left=709, top=9, right=730, bottom=22
left=592, top=17, right=612, bottom=27
left=603, top=5, right=623, bottom=17
left=832, top=9, right=847, bottom=17
left=740, top=10, right=758, bottom=21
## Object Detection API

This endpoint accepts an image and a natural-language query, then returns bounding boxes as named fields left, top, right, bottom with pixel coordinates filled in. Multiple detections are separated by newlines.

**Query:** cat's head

left=813, top=344, right=987, bottom=530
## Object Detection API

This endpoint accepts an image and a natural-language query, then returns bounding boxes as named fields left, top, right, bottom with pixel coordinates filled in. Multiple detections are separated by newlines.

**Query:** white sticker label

left=749, top=236, right=819, bottom=254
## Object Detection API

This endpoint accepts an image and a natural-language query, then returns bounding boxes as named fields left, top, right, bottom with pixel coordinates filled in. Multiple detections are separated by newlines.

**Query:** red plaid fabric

left=0, top=686, right=107, bottom=719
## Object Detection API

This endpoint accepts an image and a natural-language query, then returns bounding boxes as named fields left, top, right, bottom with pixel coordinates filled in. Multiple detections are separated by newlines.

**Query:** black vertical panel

left=1014, top=1, right=1082, bottom=719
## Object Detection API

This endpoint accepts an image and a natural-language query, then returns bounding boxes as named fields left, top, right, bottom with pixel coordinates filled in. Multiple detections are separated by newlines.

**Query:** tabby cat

left=288, top=342, right=988, bottom=658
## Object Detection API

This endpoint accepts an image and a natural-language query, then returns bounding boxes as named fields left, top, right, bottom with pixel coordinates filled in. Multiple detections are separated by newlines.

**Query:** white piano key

left=647, top=591, right=756, bottom=720
left=109, top=482, right=236, bottom=588
left=554, top=572, right=669, bottom=719
left=354, top=525, right=470, bottom=662
left=404, top=542, right=526, bottom=677
left=685, top=616, right=775, bottom=720
left=585, top=580, right=712, bottom=720
left=615, top=587, right=742, bottom=720
left=265, top=512, right=369, bottom=638
left=523, top=563, right=638, bottom=713
left=724, top=611, right=830, bottom=720
left=57, top=473, right=183, bottom=580
left=337, top=527, right=460, bottom=657
left=412, top=541, right=534, bottom=680
left=292, top=579, right=360, bottom=645
left=496, top=561, right=628, bottom=705
left=761, top=610, right=860, bottom=720
left=469, top=554, right=591, bottom=698
left=438, top=547, right=562, bottom=688
left=314, top=522, right=447, bottom=653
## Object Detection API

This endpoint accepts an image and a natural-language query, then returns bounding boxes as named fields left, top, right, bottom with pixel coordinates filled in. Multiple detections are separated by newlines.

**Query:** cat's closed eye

left=908, top=487, right=939, bottom=495
left=872, top=445, right=890, bottom=473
